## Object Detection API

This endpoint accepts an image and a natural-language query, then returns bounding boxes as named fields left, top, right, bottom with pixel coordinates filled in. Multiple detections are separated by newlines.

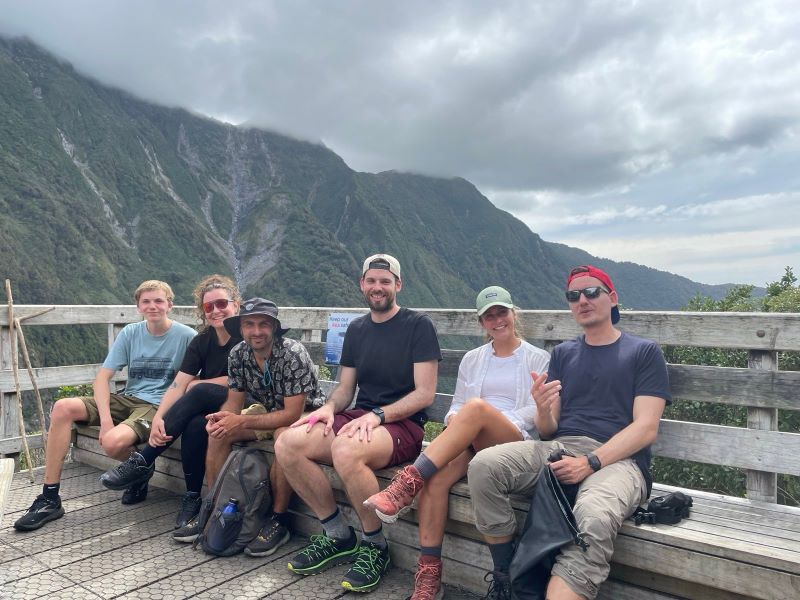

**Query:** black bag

left=194, top=446, right=272, bottom=556
left=632, top=491, right=693, bottom=525
left=508, top=466, right=589, bottom=600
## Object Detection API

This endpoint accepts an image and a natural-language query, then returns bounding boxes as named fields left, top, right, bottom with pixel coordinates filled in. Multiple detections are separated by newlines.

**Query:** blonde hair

left=134, top=280, right=174, bottom=303
left=193, top=274, right=242, bottom=330
left=479, top=306, right=525, bottom=342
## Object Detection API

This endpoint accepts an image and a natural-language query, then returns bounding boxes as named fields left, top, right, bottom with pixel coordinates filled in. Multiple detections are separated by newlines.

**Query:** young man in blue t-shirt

left=468, top=265, right=671, bottom=600
left=14, top=280, right=195, bottom=532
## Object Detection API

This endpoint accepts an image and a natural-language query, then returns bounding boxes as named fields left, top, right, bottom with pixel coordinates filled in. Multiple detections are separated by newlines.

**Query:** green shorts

left=80, top=393, right=158, bottom=443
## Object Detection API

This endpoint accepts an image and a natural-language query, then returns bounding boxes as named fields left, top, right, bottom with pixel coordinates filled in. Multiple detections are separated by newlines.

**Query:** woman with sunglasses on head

left=364, top=286, right=550, bottom=600
left=100, top=274, right=242, bottom=528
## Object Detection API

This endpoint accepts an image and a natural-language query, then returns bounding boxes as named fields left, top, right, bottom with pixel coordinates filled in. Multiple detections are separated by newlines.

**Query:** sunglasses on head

left=565, top=287, right=609, bottom=303
left=202, top=298, right=233, bottom=313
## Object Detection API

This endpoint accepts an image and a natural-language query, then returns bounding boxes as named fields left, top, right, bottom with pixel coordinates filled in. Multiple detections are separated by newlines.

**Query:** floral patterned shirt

left=228, top=337, right=324, bottom=411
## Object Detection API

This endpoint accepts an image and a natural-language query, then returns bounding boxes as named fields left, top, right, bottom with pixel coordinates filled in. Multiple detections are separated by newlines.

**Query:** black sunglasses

left=202, top=298, right=234, bottom=313
left=565, top=287, right=609, bottom=303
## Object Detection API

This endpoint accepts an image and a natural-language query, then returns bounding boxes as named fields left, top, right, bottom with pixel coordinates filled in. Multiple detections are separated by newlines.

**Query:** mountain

left=1, top=36, right=738, bottom=319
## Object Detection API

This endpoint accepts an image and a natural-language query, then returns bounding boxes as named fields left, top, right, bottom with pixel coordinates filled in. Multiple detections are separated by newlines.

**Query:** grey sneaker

left=172, top=515, right=201, bottom=543
left=244, top=515, right=291, bottom=557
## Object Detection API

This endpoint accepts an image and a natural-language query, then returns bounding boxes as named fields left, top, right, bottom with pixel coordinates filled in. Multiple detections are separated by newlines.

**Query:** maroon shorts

left=332, top=408, right=425, bottom=468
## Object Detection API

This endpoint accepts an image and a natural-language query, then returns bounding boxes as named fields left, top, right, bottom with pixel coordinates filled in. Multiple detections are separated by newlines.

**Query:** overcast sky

left=2, top=0, right=799, bottom=286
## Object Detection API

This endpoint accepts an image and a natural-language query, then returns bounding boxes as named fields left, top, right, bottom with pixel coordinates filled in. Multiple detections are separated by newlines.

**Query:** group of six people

left=13, top=253, right=670, bottom=600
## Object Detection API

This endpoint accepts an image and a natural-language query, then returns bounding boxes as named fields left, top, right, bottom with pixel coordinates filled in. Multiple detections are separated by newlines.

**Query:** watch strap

left=587, top=453, right=602, bottom=472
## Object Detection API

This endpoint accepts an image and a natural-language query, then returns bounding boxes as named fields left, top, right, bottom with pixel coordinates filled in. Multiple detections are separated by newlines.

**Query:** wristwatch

left=371, top=407, right=385, bottom=425
left=586, top=453, right=602, bottom=472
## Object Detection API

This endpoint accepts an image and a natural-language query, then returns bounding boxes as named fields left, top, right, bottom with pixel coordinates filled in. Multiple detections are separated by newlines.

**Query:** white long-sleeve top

left=446, top=340, right=550, bottom=440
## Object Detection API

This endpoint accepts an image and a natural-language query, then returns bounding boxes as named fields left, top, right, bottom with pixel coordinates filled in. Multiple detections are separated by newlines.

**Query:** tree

left=656, top=267, right=799, bottom=505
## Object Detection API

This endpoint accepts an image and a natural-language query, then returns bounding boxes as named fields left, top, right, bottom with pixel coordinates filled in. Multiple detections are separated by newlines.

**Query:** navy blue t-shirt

left=340, top=307, right=442, bottom=425
left=549, top=332, right=671, bottom=493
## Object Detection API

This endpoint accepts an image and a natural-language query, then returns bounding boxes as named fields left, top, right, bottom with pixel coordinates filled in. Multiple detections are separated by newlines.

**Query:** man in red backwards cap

left=468, top=265, right=671, bottom=600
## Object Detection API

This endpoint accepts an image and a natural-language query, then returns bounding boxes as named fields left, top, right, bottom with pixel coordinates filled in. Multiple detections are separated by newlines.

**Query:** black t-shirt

left=549, top=332, right=671, bottom=493
left=179, top=327, right=242, bottom=380
left=340, top=307, right=442, bottom=425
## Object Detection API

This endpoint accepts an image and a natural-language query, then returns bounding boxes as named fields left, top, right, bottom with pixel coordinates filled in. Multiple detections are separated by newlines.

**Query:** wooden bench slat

left=653, top=420, right=800, bottom=474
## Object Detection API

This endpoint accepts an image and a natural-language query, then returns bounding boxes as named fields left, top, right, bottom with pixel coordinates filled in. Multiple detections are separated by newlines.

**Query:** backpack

left=193, top=446, right=273, bottom=556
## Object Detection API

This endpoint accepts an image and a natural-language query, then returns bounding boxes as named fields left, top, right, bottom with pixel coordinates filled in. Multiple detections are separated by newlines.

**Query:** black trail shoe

left=121, top=481, right=148, bottom=505
left=173, top=515, right=201, bottom=543
left=175, top=491, right=202, bottom=529
left=14, top=494, right=65, bottom=532
left=100, top=452, right=154, bottom=491
left=482, top=570, right=512, bottom=600
left=244, top=515, right=291, bottom=557
left=341, top=541, right=391, bottom=592
left=287, top=527, right=359, bottom=575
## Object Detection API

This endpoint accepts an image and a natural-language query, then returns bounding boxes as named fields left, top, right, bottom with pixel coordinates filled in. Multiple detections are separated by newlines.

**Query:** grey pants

left=467, top=436, right=646, bottom=599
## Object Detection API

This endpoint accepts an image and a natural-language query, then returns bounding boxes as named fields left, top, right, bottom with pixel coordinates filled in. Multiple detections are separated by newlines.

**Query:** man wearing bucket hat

left=172, top=297, right=324, bottom=557
left=276, top=253, right=442, bottom=593
left=468, top=265, right=671, bottom=600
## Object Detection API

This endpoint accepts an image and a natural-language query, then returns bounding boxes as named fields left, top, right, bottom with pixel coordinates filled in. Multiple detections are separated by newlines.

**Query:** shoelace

left=383, top=469, right=422, bottom=505
left=28, top=495, right=52, bottom=513
left=482, top=571, right=511, bottom=600
left=299, top=534, right=340, bottom=559
left=349, top=544, right=383, bottom=575
left=257, top=520, right=279, bottom=541
left=413, top=561, right=442, bottom=598
left=179, top=494, right=199, bottom=512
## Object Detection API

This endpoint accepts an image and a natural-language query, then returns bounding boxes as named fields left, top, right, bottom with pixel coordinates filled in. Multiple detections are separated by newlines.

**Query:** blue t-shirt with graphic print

left=103, top=320, right=196, bottom=404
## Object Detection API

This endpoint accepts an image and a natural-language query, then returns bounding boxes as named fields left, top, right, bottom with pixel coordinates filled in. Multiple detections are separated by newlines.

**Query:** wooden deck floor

left=1, top=463, right=479, bottom=599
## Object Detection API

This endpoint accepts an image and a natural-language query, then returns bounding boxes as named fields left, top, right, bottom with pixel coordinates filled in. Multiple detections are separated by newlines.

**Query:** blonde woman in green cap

left=364, top=286, right=550, bottom=600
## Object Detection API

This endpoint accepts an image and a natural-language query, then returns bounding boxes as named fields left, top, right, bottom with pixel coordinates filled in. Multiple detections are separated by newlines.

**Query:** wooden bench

left=74, top=381, right=800, bottom=600
left=5, top=305, right=800, bottom=598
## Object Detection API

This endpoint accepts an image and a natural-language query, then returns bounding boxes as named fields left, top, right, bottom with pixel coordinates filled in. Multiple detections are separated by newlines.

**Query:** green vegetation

left=655, top=267, right=800, bottom=505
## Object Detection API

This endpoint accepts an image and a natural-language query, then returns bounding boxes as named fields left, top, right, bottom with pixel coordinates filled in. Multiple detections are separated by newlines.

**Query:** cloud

left=1, top=0, right=799, bottom=285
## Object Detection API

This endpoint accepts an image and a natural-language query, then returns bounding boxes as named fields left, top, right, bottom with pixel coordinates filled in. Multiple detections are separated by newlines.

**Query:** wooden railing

left=2, top=305, right=799, bottom=503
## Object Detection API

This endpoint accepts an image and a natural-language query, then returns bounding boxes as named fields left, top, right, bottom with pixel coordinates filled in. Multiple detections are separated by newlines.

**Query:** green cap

left=476, top=286, right=514, bottom=316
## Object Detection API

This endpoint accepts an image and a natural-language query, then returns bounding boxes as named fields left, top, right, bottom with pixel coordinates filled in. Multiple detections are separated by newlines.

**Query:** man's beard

left=365, top=292, right=394, bottom=313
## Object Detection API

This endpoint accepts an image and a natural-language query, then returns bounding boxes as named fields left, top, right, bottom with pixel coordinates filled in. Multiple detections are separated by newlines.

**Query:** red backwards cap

left=566, top=265, right=620, bottom=324
left=566, top=265, right=615, bottom=291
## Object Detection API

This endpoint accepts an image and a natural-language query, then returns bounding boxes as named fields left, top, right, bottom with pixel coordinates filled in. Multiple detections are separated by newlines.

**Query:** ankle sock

left=488, top=540, right=515, bottom=574
left=138, top=445, right=161, bottom=466
left=413, top=453, right=439, bottom=481
left=420, top=544, right=442, bottom=558
left=273, top=511, right=290, bottom=528
left=362, top=526, right=387, bottom=549
left=42, top=483, right=60, bottom=500
left=320, top=508, right=351, bottom=540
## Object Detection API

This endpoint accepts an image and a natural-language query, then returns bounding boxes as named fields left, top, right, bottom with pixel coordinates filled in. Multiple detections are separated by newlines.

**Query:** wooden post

left=746, top=349, right=779, bottom=502
left=0, top=320, right=16, bottom=459
left=5, top=280, right=34, bottom=480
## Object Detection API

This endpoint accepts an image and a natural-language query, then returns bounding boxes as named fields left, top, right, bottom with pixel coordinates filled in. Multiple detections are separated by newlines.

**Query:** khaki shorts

left=241, top=403, right=274, bottom=441
left=240, top=403, right=311, bottom=441
left=79, top=393, right=157, bottom=443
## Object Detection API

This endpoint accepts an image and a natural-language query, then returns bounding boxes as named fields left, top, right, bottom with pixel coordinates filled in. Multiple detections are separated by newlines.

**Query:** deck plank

left=2, top=461, right=480, bottom=600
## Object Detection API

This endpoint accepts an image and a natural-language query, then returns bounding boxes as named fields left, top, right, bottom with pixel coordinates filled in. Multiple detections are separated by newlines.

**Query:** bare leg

left=547, top=575, right=586, bottom=600
left=271, top=427, right=293, bottom=513
left=205, top=429, right=257, bottom=485
left=275, top=424, right=338, bottom=519
left=43, top=398, right=89, bottom=484
left=99, top=424, right=139, bottom=460
left=330, top=427, right=394, bottom=533
left=424, top=398, right=522, bottom=468
left=416, top=450, right=471, bottom=547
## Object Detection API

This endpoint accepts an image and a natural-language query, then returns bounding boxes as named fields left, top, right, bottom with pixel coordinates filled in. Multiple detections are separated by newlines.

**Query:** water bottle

left=222, top=498, right=239, bottom=514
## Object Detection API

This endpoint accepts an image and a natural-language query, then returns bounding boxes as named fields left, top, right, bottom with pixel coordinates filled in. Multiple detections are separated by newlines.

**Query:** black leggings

left=139, top=383, right=228, bottom=493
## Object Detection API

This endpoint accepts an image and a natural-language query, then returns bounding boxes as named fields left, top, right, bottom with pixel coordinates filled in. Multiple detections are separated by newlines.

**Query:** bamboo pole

left=4, top=280, right=34, bottom=481
left=17, top=306, right=55, bottom=323
left=15, top=318, right=48, bottom=449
